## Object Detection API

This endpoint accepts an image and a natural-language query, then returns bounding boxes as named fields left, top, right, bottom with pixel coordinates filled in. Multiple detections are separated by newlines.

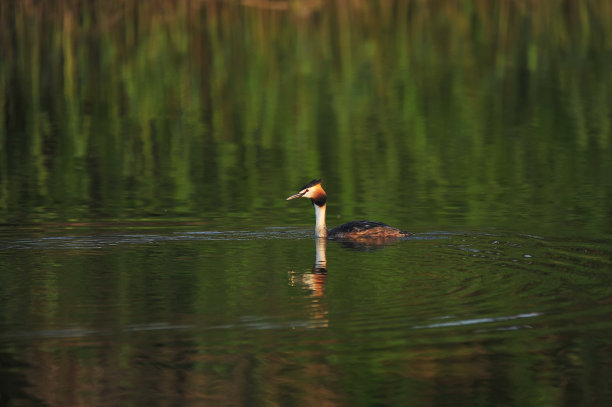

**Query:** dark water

left=2, top=0, right=612, bottom=406
left=1, top=228, right=611, bottom=406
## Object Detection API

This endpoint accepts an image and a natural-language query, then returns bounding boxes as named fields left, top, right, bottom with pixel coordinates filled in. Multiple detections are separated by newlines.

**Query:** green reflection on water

left=0, top=0, right=610, bottom=237
left=0, top=230, right=611, bottom=406
left=2, top=1, right=612, bottom=403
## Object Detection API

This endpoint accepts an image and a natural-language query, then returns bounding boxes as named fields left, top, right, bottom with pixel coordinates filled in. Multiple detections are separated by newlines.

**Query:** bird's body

left=286, top=179, right=411, bottom=240
left=328, top=220, right=407, bottom=239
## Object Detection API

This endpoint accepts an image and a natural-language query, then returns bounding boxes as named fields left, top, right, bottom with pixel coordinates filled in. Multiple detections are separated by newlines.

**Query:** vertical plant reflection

left=0, top=0, right=610, bottom=234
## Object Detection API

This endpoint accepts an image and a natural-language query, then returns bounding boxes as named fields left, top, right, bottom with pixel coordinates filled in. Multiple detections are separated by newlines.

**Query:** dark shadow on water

left=0, top=347, right=47, bottom=406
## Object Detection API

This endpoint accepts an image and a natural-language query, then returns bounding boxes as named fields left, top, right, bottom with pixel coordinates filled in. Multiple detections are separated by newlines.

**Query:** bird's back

left=328, top=220, right=411, bottom=239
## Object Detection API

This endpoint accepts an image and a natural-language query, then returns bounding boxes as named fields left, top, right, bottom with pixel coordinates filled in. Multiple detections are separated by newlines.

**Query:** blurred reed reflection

left=0, top=0, right=610, bottom=237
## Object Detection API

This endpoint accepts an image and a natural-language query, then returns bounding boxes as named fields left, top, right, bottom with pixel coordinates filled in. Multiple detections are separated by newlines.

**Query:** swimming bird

left=286, top=179, right=411, bottom=240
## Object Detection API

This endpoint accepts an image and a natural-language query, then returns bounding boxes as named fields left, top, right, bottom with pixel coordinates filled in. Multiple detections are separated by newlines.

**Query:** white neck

left=313, top=203, right=327, bottom=238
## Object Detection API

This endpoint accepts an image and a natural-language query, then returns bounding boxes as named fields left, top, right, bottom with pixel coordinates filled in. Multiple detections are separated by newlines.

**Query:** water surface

left=2, top=0, right=612, bottom=405
left=1, top=226, right=611, bottom=406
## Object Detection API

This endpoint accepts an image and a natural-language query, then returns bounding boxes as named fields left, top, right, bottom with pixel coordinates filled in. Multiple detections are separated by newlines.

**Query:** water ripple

left=0, top=228, right=313, bottom=250
left=411, top=312, right=542, bottom=330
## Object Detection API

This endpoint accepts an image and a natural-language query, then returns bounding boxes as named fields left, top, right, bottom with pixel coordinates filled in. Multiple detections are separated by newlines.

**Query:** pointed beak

left=286, top=190, right=306, bottom=200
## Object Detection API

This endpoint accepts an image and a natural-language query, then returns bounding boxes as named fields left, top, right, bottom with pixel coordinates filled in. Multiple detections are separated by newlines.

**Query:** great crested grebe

left=286, top=179, right=411, bottom=239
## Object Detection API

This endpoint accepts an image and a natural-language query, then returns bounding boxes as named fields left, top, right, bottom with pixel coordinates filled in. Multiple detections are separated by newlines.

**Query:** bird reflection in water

left=289, top=237, right=329, bottom=327
left=289, top=236, right=407, bottom=328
